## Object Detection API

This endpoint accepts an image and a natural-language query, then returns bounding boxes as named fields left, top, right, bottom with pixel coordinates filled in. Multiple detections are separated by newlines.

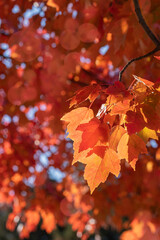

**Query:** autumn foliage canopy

left=1, top=0, right=160, bottom=239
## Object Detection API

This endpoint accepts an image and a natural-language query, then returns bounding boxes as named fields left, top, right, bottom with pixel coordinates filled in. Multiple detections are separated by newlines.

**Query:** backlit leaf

left=117, top=133, right=147, bottom=170
left=84, top=148, right=120, bottom=193
left=77, top=118, right=109, bottom=151
left=61, top=107, right=94, bottom=139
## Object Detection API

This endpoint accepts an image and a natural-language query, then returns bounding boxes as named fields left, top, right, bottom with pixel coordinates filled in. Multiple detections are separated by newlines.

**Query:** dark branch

left=119, top=0, right=160, bottom=81
left=133, top=0, right=160, bottom=46
left=119, top=46, right=160, bottom=81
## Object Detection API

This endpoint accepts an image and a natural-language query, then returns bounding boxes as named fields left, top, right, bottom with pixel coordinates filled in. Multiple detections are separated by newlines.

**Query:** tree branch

left=119, top=46, right=160, bottom=81
left=119, top=0, right=160, bottom=81
left=133, top=0, right=160, bottom=46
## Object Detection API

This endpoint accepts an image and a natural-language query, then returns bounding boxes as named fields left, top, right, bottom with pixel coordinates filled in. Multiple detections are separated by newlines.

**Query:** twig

left=119, top=0, right=160, bottom=81
left=119, top=46, right=160, bottom=81
left=133, top=0, right=160, bottom=46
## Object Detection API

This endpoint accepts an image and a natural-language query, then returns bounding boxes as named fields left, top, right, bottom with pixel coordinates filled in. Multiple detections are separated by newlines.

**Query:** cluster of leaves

left=62, top=76, right=160, bottom=193
left=0, top=0, right=160, bottom=240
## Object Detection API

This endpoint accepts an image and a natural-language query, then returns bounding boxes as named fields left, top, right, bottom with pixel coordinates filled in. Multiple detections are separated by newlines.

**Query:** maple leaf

left=84, top=147, right=120, bottom=193
left=106, top=81, right=126, bottom=95
left=109, top=126, right=126, bottom=151
left=61, top=107, right=94, bottom=164
left=141, top=94, right=160, bottom=130
left=105, top=82, right=132, bottom=115
left=117, top=133, right=147, bottom=170
left=69, top=84, right=101, bottom=108
left=110, top=98, right=131, bottom=115
left=126, top=110, right=146, bottom=135
left=103, top=113, right=116, bottom=126
left=77, top=118, right=109, bottom=152
left=72, top=131, right=91, bottom=164
left=133, top=75, right=154, bottom=88
left=61, top=107, right=94, bottom=139
left=138, top=127, right=158, bottom=143
left=87, top=145, right=107, bottom=159
left=132, top=82, right=149, bottom=103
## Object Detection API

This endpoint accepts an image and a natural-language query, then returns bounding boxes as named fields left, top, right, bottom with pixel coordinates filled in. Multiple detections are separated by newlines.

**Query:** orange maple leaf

left=61, top=107, right=94, bottom=139
left=133, top=75, right=154, bottom=88
left=84, top=147, right=120, bottom=193
left=117, top=133, right=147, bottom=170
left=77, top=118, right=109, bottom=151
left=109, top=126, right=126, bottom=151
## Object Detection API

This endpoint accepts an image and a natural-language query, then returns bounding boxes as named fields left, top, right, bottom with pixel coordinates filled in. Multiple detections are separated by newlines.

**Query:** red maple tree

left=0, top=0, right=160, bottom=239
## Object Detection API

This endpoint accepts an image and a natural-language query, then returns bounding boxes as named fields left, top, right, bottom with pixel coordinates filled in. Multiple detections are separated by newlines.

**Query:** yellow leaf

left=138, top=127, right=158, bottom=143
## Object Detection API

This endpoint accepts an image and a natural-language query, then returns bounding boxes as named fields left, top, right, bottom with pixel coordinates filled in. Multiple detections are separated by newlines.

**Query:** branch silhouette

left=119, top=0, right=160, bottom=81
